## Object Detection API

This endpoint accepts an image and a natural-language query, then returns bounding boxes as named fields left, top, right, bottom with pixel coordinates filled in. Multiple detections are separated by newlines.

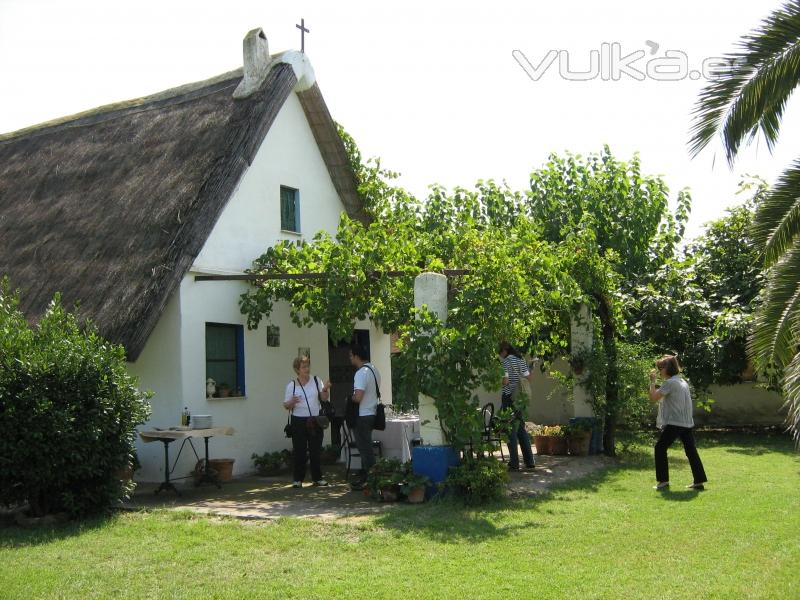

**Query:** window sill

left=207, top=395, right=247, bottom=401
left=280, top=229, right=302, bottom=236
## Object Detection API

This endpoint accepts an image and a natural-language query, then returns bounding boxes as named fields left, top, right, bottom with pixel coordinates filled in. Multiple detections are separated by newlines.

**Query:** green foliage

left=630, top=182, right=765, bottom=397
left=689, top=3, right=800, bottom=440
left=364, top=458, right=429, bottom=501
left=240, top=129, right=580, bottom=449
left=525, top=147, right=685, bottom=452
left=251, top=451, right=287, bottom=475
left=0, top=279, right=151, bottom=517
left=444, top=456, right=509, bottom=504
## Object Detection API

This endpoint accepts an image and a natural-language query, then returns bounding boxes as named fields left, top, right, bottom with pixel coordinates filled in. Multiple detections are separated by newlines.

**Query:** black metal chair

left=481, top=402, right=505, bottom=462
left=342, top=422, right=383, bottom=480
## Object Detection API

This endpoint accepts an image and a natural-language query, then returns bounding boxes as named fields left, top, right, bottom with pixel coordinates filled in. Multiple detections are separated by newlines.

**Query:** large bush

left=0, top=280, right=151, bottom=517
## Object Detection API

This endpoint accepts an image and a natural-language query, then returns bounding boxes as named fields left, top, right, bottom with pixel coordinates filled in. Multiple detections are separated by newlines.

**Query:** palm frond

left=689, top=1, right=800, bottom=164
left=749, top=239, right=800, bottom=370
left=779, top=344, right=800, bottom=442
left=752, top=158, right=800, bottom=264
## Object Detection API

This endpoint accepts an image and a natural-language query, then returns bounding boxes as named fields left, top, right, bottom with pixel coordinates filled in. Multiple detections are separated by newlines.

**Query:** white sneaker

left=313, top=479, right=329, bottom=487
left=292, top=481, right=302, bottom=488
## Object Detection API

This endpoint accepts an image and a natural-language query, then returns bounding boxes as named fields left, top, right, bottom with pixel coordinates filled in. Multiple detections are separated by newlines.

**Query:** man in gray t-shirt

left=648, top=355, right=707, bottom=491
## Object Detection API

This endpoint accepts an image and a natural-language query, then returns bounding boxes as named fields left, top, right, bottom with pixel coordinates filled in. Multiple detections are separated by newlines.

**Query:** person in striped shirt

left=499, top=341, right=535, bottom=471
left=648, top=354, right=707, bottom=491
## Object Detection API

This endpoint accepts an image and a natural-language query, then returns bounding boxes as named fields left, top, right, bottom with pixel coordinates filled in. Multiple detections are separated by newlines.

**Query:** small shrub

left=444, top=456, right=509, bottom=505
left=251, top=451, right=287, bottom=476
left=0, top=280, right=151, bottom=517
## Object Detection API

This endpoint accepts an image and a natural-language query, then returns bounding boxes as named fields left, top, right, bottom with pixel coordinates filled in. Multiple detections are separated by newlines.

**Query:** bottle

left=181, top=406, right=189, bottom=427
left=186, top=409, right=191, bottom=427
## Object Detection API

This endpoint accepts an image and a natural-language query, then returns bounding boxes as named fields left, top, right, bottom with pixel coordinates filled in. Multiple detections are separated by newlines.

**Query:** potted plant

left=366, top=458, right=405, bottom=501
left=401, top=471, right=430, bottom=504
left=565, top=421, right=592, bottom=456
left=544, top=425, right=568, bottom=455
left=526, top=422, right=549, bottom=455
left=251, top=450, right=287, bottom=476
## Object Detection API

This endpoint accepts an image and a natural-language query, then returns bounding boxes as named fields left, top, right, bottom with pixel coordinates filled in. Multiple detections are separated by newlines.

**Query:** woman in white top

left=648, top=354, right=707, bottom=491
left=283, top=355, right=331, bottom=488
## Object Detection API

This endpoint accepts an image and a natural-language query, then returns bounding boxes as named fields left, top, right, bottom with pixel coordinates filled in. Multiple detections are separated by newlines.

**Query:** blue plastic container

left=568, top=417, right=603, bottom=455
left=412, top=445, right=460, bottom=497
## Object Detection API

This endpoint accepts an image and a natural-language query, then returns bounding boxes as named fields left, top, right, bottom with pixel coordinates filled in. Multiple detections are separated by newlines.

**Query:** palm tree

left=689, top=1, right=800, bottom=441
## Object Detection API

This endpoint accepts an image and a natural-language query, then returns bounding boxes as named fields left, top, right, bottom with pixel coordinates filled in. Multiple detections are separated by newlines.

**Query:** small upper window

left=280, top=186, right=300, bottom=233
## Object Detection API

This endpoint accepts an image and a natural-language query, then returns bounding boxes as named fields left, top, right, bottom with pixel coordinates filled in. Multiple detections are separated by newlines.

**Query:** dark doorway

left=327, top=329, right=369, bottom=447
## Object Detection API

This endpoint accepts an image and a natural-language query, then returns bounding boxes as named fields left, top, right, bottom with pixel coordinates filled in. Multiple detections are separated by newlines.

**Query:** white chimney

left=233, top=28, right=271, bottom=99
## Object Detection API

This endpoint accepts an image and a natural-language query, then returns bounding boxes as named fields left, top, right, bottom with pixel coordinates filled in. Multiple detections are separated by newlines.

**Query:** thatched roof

left=0, top=58, right=367, bottom=361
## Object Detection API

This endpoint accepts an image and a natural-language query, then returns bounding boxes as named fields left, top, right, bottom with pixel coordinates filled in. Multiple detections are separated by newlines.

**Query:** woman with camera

left=283, top=355, right=332, bottom=488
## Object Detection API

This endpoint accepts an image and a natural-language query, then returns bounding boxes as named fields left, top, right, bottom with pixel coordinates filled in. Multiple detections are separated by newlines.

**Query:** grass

left=1, top=430, right=798, bottom=599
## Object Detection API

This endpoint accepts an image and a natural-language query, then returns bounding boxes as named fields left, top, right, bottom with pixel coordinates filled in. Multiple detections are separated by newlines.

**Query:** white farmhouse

left=0, top=29, right=392, bottom=482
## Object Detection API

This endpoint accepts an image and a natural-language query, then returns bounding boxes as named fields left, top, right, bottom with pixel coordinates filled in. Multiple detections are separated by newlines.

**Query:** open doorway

left=327, top=329, right=369, bottom=447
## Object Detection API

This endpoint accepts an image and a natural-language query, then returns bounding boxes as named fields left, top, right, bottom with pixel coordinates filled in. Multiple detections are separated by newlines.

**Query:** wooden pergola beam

left=194, top=269, right=471, bottom=282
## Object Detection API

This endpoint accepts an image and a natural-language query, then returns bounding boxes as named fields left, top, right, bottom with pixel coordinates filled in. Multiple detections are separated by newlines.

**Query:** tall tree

left=689, top=1, right=800, bottom=440
left=526, top=146, right=690, bottom=454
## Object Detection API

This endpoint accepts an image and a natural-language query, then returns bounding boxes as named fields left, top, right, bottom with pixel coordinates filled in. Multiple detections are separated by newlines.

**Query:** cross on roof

left=296, top=18, right=310, bottom=53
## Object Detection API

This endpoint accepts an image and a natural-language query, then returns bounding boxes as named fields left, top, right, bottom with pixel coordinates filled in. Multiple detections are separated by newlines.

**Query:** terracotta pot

left=380, top=486, right=400, bottom=502
left=208, top=458, right=235, bottom=482
left=406, top=486, right=426, bottom=504
left=534, top=435, right=551, bottom=455
left=568, top=432, right=591, bottom=456
left=549, top=437, right=568, bottom=455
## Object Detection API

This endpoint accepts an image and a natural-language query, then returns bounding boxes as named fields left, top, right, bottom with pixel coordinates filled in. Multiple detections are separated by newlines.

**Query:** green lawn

left=1, top=431, right=798, bottom=599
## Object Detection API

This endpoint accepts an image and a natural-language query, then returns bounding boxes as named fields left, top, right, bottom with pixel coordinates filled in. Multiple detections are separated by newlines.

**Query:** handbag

left=284, top=406, right=293, bottom=438
left=314, top=376, right=335, bottom=427
left=363, top=365, right=386, bottom=431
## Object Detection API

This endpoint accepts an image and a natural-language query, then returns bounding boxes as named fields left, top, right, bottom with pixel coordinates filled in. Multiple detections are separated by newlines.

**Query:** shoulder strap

left=363, top=364, right=381, bottom=399
left=287, top=380, right=295, bottom=423
left=313, top=375, right=322, bottom=395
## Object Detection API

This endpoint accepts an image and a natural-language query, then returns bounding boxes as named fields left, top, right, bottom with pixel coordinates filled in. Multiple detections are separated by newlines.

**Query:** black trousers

left=291, top=416, right=323, bottom=482
left=654, top=425, right=707, bottom=484
left=354, top=415, right=376, bottom=478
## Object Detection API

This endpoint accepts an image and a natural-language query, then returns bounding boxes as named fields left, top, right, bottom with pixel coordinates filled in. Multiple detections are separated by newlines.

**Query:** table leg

left=154, top=439, right=180, bottom=496
left=195, top=436, right=221, bottom=488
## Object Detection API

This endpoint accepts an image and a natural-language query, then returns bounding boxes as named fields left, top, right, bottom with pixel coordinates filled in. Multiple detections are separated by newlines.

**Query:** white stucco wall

left=193, top=92, right=343, bottom=272
left=129, top=86, right=392, bottom=482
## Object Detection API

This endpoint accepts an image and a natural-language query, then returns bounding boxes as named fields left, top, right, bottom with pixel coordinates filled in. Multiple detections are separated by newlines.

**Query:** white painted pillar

left=570, top=303, right=595, bottom=418
left=415, top=272, right=447, bottom=445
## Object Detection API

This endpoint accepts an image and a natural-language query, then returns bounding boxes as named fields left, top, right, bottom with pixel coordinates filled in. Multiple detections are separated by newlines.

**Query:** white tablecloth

left=373, top=417, right=421, bottom=462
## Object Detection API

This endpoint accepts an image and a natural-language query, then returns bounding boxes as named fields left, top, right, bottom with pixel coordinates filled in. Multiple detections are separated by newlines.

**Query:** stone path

left=123, top=453, right=615, bottom=521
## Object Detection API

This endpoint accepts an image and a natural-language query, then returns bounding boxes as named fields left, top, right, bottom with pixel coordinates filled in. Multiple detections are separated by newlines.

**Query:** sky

left=1, top=0, right=796, bottom=240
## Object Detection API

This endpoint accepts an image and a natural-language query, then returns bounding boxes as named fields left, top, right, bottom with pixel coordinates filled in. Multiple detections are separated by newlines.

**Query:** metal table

left=139, top=427, right=235, bottom=495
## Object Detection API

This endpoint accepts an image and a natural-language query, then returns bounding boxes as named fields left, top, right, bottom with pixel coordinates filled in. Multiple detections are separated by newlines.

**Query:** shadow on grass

left=0, top=512, right=119, bottom=549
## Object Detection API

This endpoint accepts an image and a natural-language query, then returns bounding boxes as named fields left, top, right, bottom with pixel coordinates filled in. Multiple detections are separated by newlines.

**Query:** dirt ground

left=122, top=453, right=615, bottom=520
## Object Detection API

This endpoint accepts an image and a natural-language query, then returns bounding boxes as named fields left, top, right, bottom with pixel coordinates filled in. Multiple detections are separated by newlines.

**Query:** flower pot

left=406, top=486, right=426, bottom=504
left=534, top=435, right=551, bottom=455
left=380, top=486, right=400, bottom=502
left=208, top=458, right=235, bottom=482
left=549, top=437, right=568, bottom=455
left=568, top=432, right=591, bottom=456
